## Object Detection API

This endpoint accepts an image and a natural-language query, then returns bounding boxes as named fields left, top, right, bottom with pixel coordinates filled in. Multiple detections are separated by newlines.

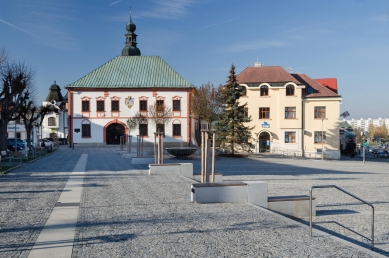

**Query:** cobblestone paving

left=72, top=148, right=378, bottom=257
left=0, top=147, right=386, bottom=257
left=0, top=147, right=82, bottom=258
left=209, top=154, right=389, bottom=256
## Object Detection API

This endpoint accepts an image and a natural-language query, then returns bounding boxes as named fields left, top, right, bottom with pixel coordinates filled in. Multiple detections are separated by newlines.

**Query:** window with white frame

left=314, top=131, right=326, bottom=143
left=48, top=117, right=56, bottom=126
left=285, top=132, right=296, bottom=143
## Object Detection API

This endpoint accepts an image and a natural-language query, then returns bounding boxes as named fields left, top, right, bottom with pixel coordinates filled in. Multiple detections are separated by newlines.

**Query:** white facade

left=6, top=120, right=27, bottom=139
left=41, top=101, right=68, bottom=139
left=69, top=89, right=192, bottom=146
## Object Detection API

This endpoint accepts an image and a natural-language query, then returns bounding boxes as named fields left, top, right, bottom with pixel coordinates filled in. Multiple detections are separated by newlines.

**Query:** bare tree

left=190, top=82, right=223, bottom=129
left=0, top=61, right=35, bottom=151
left=0, top=46, right=8, bottom=66
left=148, top=102, right=172, bottom=163
left=126, top=112, right=147, bottom=152
left=19, top=101, right=50, bottom=151
left=148, top=102, right=172, bottom=133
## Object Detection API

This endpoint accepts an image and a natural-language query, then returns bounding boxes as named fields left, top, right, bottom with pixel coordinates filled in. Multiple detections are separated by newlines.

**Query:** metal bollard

left=73, top=143, right=77, bottom=150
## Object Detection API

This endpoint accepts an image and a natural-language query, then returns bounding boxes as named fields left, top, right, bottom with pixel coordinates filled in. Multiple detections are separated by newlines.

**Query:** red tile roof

left=291, top=74, right=340, bottom=98
left=314, top=78, right=338, bottom=93
left=236, top=66, right=301, bottom=84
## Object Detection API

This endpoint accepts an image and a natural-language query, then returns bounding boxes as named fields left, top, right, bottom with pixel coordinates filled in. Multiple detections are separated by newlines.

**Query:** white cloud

left=0, top=18, right=35, bottom=36
left=137, top=0, right=195, bottom=20
left=108, top=0, right=122, bottom=7
left=222, top=40, right=287, bottom=53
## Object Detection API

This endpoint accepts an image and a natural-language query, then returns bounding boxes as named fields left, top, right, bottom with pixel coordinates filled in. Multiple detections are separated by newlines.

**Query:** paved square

left=0, top=147, right=387, bottom=257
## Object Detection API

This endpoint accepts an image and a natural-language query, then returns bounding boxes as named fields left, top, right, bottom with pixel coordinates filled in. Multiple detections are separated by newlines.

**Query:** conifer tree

left=215, top=64, right=255, bottom=154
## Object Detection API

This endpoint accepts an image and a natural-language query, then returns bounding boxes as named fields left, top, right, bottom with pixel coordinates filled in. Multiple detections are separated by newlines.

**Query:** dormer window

left=286, top=85, right=294, bottom=96
left=240, top=86, right=247, bottom=96
left=260, top=86, right=269, bottom=96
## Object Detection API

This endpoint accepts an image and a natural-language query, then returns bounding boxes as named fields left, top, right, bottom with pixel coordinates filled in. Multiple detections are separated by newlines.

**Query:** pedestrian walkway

left=0, top=147, right=386, bottom=257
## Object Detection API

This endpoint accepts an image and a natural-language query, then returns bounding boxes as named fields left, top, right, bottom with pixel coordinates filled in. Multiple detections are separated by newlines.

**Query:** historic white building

left=65, top=16, right=193, bottom=147
left=41, top=81, right=68, bottom=141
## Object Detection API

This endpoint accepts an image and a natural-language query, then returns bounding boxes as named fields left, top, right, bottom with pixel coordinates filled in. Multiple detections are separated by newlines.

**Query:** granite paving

left=0, top=146, right=387, bottom=257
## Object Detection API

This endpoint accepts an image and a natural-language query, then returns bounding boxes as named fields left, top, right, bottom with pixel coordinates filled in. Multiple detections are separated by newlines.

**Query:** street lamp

left=14, top=117, right=17, bottom=151
left=321, top=117, right=324, bottom=160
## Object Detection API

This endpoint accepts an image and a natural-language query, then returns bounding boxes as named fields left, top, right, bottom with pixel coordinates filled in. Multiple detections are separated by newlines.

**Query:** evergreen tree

left=215, top=64, right=255, bottom=154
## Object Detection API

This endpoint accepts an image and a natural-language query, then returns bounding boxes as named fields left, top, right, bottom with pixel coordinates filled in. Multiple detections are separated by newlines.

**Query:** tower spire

left=122, top=9, right=141, bottom=56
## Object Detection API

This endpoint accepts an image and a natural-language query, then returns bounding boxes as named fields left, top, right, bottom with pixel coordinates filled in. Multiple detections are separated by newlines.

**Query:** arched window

left=48, top=117, right=56, bottom=126
left=286, top=85, right=294, bottom=96
left=240, top=86, right=247, bottom=96
left=260, top=86, right=269, bottom=96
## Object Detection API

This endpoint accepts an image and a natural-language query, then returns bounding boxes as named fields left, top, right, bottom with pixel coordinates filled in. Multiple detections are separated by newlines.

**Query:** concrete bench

left=149, top=163, right=193, bottom=178
left=267, top=195, right=316, bottom=218
left=191, top=181, right=268, bottom=208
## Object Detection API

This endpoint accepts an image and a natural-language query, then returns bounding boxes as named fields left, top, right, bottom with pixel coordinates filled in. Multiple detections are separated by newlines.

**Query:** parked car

left=7, top=138, right=26, bottom=149
left=7, top=139, right=25, bottom=151
left=41, top=139, right=53, bottom=152
left=378, top=150, right=389, bottom=158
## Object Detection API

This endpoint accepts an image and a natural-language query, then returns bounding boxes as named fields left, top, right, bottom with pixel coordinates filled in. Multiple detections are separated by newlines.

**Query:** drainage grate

left=55, top=202, right=80, bottom=207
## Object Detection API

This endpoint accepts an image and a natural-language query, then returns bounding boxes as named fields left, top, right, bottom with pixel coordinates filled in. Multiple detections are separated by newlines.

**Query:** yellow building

left=237, top=64, right=342, bottom=159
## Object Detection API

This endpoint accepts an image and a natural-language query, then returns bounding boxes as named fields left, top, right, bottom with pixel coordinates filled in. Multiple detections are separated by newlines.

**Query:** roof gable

left=292, top=74, right=340, bottom=98
left=314, top=78, right=338, bottom=93
left=65, top=56, right=192, bottom=89
left=237, top=66, right=301, bottom=84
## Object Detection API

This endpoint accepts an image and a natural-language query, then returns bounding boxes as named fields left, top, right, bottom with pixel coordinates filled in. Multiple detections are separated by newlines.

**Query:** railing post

left=309, top=185, right=374, bottom=250
left=310, top=188, right=313, bottom=237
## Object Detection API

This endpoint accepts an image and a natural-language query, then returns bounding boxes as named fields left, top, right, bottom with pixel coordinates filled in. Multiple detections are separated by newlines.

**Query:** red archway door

left=106, top=123, right=125, bottom=145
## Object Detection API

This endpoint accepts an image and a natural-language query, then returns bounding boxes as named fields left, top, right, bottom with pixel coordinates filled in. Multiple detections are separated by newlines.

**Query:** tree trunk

left=25, top=124, right=32, bottom=150
left=0, top=123, right=8, bottom=151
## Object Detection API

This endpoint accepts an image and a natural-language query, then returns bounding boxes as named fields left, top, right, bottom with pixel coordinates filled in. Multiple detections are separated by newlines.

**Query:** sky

left=1, top=0, right=388, bottom=120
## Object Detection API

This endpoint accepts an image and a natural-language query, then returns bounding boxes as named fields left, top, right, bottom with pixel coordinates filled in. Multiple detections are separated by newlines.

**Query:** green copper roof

left=65, top=56, right=192, bottom=89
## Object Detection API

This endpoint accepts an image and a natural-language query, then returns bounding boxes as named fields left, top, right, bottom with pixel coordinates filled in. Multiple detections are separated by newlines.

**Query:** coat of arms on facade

left=125, top=96, right=134, bottom=109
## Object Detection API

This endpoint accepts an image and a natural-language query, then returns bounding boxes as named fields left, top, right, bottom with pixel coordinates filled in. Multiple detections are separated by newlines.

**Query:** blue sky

left=1, top=0, right=388, bottom=119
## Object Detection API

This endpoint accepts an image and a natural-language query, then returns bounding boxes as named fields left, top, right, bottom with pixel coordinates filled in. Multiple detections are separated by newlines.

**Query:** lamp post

left=321, top=116, right=325, bottom=161
left=14, top=118, right=17, bottom=151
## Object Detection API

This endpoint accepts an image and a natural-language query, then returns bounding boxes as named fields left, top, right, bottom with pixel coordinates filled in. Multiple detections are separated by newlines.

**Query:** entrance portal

left=258, top=132, right=271, bottom=152
left=106, top=123, right=125, bottom=145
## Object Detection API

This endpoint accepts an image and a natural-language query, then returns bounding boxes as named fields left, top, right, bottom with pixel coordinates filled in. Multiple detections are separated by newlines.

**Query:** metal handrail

left=309, top=185, right=374, bottom=250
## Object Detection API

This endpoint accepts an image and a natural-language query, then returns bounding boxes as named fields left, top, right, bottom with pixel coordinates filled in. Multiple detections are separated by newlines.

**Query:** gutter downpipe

left=302, top=98, right=305, bottom=158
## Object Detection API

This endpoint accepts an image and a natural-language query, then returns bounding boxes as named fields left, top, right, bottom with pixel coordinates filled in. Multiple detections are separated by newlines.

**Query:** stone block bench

left=149, top=163, right=193, bottom=178
left=191, top=181, right=268, bottom=208
left=267, top=195, right=316, bottom=218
